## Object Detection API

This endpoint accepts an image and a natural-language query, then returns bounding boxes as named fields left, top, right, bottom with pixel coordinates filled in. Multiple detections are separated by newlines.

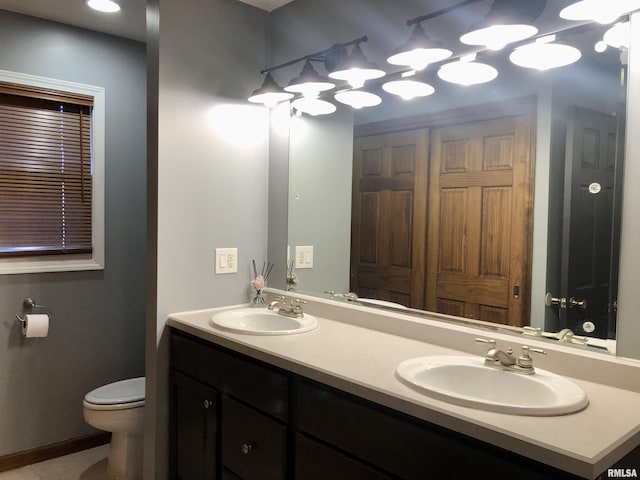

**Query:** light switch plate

left=295, top=245, right=314, bottom=269
left=215, top=248, right=238, bottom=274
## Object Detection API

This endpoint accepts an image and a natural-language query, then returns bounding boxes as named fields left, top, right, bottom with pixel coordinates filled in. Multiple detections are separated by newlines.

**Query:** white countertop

left=168, top=299, right=640, bottom=479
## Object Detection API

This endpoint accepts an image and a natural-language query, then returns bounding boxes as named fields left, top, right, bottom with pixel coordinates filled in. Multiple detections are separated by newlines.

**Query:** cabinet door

left=296, top=434, right=392, bottom=480
left=221, top=396, right=287, bottom=480
left=170, top=370, right=217, bottom=480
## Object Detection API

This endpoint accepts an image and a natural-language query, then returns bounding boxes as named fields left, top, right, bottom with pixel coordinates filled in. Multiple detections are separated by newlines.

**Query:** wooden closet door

left=427, top=114, right=534, bottom=326
left=351, top=129, right=429, bottom=308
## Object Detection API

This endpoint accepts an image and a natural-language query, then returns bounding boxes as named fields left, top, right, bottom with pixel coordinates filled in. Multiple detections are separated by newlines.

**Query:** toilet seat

left=84, top=377, right=145, bottom=411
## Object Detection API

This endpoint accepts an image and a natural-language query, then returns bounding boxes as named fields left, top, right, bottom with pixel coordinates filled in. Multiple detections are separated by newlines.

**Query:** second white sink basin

left=396, top=356, right=588, bottom=416
left=210, top=308, right=318, bottom=335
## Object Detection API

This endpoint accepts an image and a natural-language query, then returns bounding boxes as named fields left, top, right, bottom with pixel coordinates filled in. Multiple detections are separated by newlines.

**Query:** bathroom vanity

left=167, top=293, right=640, bottom=480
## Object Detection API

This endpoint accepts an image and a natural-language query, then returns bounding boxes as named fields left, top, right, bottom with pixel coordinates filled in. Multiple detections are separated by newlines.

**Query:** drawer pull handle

left=203, top=400, right=212, bottom=409
left=241, top=442, right=254, bottom=455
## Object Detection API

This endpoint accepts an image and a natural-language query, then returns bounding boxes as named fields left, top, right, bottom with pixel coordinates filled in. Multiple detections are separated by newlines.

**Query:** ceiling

left=0, top=0, right=295, bottom=43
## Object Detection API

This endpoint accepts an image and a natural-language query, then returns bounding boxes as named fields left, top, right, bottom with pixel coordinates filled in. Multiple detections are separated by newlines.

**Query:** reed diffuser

left=286, top=259, right=298, bottom=291
left=251, top=260, right=274, bottom=307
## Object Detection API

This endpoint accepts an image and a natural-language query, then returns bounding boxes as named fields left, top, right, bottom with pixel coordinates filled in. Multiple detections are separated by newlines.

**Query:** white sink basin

left=210, top=308, right=318, bottom=335
left=396, top=355, right=588, bottom=416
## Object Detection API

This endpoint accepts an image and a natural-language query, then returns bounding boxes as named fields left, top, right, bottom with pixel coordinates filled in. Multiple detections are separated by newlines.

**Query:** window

left=0, top=70, right=104, bottom=274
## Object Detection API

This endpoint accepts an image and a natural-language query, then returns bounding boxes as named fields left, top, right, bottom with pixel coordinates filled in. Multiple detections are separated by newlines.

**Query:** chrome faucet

left=475, top=338, right=546, bottom=375
left=268, top=295, right=306, bottom=318
left=325, top=291, right=359, bottom=301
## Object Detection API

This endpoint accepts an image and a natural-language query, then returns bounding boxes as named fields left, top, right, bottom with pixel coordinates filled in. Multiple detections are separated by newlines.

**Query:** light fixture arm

left=260, top=36, right=368, bottom=75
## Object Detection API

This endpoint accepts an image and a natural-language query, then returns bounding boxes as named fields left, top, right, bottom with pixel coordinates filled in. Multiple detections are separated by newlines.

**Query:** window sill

left=0, top=256, right=104, bottom=275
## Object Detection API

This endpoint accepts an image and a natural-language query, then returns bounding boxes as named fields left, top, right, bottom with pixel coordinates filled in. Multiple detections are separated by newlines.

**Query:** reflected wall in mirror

left=271, top=0, right=629, bottom=354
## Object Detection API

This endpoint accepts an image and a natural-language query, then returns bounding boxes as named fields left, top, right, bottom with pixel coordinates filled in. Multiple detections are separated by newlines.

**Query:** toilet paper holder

left=15, top=298, right=50, bottom=323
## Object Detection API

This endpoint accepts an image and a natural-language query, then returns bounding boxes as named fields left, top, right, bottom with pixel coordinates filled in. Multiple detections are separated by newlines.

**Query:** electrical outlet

left=215, top=248, right=238, bottom=274
left=295, top=245, right=314, bottom=269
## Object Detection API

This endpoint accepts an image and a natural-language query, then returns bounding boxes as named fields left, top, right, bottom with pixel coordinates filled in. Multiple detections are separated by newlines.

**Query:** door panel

left=351, top=129, right=429, bottom=308
left=427, top=114, right=534, bottom=327
left=562, top=106, right=617, bottom=338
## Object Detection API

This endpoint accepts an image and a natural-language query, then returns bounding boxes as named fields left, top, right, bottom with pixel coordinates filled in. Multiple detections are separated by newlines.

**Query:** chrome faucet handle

left=292, top=298, right=307, bottom=310
left=517, top=345, right=547, bottom=369
left=522, top=326, right=542, bottom=337
left=475, top=338, right=496, bottom=350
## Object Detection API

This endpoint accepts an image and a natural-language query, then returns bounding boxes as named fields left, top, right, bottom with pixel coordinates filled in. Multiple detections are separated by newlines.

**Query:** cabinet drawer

left=221, top=396, right=287, bottom=480
left=296, top=434, right=392, bottom=480
left=170, top=331, right=288, bottom=420
left=297, top=381, right=563, bottom=480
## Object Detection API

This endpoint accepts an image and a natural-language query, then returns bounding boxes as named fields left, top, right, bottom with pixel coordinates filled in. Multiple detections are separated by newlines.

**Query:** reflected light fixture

left=86, top=0, right=121, bottom=13
left=248, top=72, right=294, bottom=108
left=509, top=35, right=582, bottom=71
left=328, top=43, right=386, bottom=89
left=437, top=54, right=498, bottom=86
left=382, top=74, right=435, bottom=100
left=291, top=97, right=337, bottom=116
left=334, top=90, right=382, bottom=109
left=285, top=60, right=335, bottom=96
left=387, top=23, right=452, bottom=71
left=460, top=0, right=546, bottom=50
left=603, top=21, right=631, bottom=49
left=560, top=0, right=640, bottom=24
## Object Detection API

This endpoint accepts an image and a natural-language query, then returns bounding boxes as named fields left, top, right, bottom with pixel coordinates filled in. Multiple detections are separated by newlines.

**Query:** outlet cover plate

left=215, top=248, right=238, bottom=274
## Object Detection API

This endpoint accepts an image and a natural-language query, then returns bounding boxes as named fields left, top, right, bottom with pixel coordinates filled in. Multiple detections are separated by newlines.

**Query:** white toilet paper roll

left=22, top=313, right=49, bottom=338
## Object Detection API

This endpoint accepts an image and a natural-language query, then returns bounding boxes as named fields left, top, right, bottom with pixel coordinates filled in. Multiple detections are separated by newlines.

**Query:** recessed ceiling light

left=87, top=0, right=121, bottom=13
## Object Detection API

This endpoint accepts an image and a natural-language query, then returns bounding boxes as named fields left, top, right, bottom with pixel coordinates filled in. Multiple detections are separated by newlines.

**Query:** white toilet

left=83, top=377, right=145, bottom=480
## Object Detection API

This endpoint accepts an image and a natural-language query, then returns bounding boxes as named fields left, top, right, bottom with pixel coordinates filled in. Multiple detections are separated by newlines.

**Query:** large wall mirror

left=267, top=0, right=635, bottom=356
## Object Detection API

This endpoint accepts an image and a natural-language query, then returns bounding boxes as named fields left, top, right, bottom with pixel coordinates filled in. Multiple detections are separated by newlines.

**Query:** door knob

left=545, top=293, right=566, bottom=309
left=241, top=442, right=254, bottom=455
left=569, top=297, right=588, bottom=310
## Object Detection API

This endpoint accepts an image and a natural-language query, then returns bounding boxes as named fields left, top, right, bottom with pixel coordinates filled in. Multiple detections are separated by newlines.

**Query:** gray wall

left=147, top=0, right=269, bottom=478
left=0, top=11, right=146, bottom=455
left=288, top=107, right=353, bottom=294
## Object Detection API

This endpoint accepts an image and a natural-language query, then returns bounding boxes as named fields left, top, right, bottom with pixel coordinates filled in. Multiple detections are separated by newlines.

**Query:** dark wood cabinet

left=170, top=330, right=584, bottom=480
left=170, top=370, right=217, bottom=480
left=295, top=434, right=392, bottom=480
left=221, top=397, right=287, bottom=480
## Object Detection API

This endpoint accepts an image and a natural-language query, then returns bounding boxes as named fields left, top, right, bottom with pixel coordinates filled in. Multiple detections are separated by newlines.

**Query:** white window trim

left=0, top=69, right=105, bottom=275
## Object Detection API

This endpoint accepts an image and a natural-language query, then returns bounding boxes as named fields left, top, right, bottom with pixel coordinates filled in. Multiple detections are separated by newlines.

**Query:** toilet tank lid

left=85, top=377, right=145, bottom=405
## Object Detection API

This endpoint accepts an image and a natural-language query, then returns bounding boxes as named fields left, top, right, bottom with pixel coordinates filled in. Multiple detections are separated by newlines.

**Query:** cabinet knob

left=241, top=442, right=254, bottom=455
left=203, top=400, right=212, bottom=409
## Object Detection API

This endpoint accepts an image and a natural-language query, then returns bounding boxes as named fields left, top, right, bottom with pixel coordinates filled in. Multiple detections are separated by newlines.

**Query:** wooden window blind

left=0, top=82, right=93, bottom=257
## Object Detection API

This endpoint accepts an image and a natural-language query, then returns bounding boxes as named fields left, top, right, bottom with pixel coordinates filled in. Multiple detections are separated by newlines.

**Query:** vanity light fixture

left=247, top=72, right=294, bottom=108
left=328, top=43, right=386, bottom=89
left=603, top=21, right=631, bottom=49
left=247, top=4, right=620, bottom=115
left=86, top=0, right=121, bottom=13
left=334, top=90, right=382, bottom=109
left=509, top=35, right=582, bottom=71
left=291, top=97, right=337, bottom=116
left=460, top=0, right=546, bottom=50
left=437, top=54, right=499, bottom=86
left=560, top=0, right=640, bottom=24
left=382, top=74, right=435, bottom=100
left=285, top=60, right=335, bottom=96
left=387, top=23, right=452, bottom=71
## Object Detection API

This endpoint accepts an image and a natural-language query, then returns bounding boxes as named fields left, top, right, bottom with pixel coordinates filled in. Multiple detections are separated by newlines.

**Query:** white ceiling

left=0, top=0, right=295, bottom=43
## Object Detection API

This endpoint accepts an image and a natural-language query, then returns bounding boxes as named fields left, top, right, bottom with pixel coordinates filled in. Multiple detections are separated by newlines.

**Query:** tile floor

left=0, top=445, right=110, bottom=480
